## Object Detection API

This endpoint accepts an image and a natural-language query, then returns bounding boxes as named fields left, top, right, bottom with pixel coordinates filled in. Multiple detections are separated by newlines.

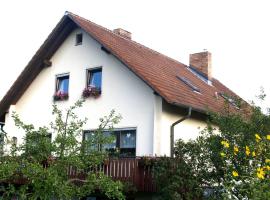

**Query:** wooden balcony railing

left=67, top=157, right=157, bottom=192
left=2, top=157, right=157, bottom=193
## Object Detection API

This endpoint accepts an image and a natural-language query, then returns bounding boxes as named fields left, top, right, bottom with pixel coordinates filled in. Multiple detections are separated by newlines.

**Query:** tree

left=0, top=100, right=124, bottom=200
left=154, top=92, right=270, bottom=200
left=213, top=96, right=270, bottom=199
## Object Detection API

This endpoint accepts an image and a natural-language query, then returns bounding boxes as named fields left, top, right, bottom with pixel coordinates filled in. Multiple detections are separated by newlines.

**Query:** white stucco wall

left=5, top=28, right=157, bottom=156
left=156, top=101, right=209, bottom=156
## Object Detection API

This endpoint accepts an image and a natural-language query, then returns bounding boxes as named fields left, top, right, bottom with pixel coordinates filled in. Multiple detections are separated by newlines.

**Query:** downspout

left=170, top=107, right=192, bottom=157
left=0, top=122, right=7, bottom=141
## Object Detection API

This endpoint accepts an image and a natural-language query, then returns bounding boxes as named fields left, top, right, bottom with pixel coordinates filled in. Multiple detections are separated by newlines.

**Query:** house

left=0, top=11, right=241, bottom=158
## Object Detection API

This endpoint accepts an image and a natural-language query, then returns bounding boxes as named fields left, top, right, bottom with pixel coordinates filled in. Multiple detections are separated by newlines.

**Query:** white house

left=0, top=12, right=241, bottom=157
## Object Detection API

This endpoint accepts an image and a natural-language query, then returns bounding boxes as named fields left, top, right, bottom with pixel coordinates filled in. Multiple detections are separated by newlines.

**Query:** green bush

left=154, top=92, right=270, bottom=200
left=0, top=100, right=124, bottom=200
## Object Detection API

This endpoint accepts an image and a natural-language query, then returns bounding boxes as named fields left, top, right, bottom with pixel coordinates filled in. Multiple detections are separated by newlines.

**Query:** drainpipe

left=170, top=107, right=192, bottom=157
left=0, top=122, right=7, bottom=140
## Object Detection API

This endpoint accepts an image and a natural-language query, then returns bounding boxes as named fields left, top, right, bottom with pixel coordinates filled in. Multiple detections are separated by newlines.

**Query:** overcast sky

left=0, top=0, right=269, bottom=106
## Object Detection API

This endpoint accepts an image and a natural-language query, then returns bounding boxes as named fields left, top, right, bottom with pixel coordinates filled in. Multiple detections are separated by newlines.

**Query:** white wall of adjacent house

left=4, top=28, right=157, bottom=156
left=154, top=101, right=209, bottom=156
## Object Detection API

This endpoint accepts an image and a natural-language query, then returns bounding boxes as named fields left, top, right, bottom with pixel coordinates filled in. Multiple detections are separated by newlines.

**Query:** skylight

left=177, top=76, right=201, bottom=93
left=187, top=66, right=212, bottom=85
left=219, top=93, right=240, bottom=109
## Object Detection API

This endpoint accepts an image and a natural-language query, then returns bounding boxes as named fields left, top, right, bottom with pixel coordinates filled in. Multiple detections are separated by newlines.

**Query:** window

left=83, top=68, right=102, bottom=98
left=12, top=137, right=17, bottom=146
left=84, top=129, right=136, bottom=157
left=219, top=93, right=240, bottom=109
left=75, top=33, right=83, bottom=45
left=87, top=68, right=102, bottom=90
left=187, top=66, right=212, bottom=85
left=54, top=74, right=69, bottom=101
left=119, top=130, right=136, bottom=156
left=177, top=76, right=201, bottom=93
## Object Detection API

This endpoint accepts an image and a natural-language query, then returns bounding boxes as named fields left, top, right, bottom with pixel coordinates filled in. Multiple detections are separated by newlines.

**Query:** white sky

left=0, top=0, right=270, bottom=106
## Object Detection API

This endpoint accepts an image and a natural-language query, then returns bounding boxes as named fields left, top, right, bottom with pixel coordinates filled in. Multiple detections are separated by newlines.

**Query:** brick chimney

left=189, top=51, right=212, bottom=80
left=113, top=28, right=132, bottom=40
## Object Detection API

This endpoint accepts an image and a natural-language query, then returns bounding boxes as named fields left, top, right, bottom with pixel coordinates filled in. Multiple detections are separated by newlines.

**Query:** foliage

left=153, top=156, right=203, bottom=200
left=154, top=92, right=270, bottom=200
left=153, top=130, right=226, bottom=200
left=0, top=100, right=124, bottom=200
left=214, top=98, right=270, bottom=199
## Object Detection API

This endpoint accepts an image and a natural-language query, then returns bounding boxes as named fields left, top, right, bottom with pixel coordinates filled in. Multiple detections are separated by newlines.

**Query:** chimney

left=189, top=51, right=212, bottom=80
left=113, top=28, right=132, bottom=40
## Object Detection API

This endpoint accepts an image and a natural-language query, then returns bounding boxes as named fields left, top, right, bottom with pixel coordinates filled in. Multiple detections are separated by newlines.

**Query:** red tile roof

left=68, top=12, right=243, bottom=113
left=0, top=12, right=245, bottom=119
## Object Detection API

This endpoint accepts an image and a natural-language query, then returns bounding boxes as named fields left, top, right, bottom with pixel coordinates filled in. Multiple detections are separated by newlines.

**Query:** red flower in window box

left=82, top=86, right=101, bottom=98
left=53, top=91, right=69, bottom=101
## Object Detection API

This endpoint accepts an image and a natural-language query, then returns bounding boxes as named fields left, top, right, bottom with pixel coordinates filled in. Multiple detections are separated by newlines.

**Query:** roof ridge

left=67, top=12, right=187, bottom=68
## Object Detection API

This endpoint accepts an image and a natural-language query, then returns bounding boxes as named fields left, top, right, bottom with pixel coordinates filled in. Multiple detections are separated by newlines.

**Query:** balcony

left=67, top=157, right=156, bottom=193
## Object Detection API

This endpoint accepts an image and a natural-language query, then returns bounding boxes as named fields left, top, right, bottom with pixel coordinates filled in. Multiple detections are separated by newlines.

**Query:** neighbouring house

left=0, top=12, right=243, bottom=158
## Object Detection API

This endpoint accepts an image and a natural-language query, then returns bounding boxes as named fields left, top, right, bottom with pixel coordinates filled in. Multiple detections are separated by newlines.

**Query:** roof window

left=219, top=93, right=240, bottom=109
left=177, top=76, right=201, bottom=93
left=187, top=66, right=212, bottom=85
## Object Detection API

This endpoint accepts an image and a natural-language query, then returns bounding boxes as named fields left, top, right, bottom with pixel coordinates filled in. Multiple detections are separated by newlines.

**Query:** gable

left=0, top=12, right=246, bottom=120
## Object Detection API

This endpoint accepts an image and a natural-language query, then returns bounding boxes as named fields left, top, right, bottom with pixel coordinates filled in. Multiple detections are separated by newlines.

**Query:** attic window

left=219, top=93, right=239, bottom=109
left=177, top=76, right=201, bottom=93
left=75, top=33, right=83, bottom=45
left=187, top=66, right=212, bottom=85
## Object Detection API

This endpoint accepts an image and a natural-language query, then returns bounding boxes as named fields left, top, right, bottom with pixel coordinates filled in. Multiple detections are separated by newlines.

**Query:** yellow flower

left=252, top=151, right=256, bottom=157
left=234, top=146, right=239, bottom=155
left=267, top=135, right=270, bottom=140
left=220, top=152, right=226, bottom=157
left=257, top=167, right=265, bottom=179
left=232, top=171, right=239, bottom=177
left=266, top=159, right=270, bottom=163
left=255, top=134, right=261, bottom=142
left=245, top=146, right=250, bottom=156
left=221, top=140, right=230, bottom=148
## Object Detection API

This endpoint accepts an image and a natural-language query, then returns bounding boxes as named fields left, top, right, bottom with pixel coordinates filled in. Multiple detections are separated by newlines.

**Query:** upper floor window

left=84, top=129, right=136, bottom=157
left=88, top=68, right=102, bottom=90
left=82, top=68, right=102, bottom=98
left=54, top=74, right=69, bottom=101
left=75, top=33, right=83, bottom=45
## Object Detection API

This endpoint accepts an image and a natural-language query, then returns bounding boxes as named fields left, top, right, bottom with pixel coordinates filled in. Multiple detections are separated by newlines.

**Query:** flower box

left=82, top=86, right=101, bottom=98
left=53, top=91, right=69, bottom=101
